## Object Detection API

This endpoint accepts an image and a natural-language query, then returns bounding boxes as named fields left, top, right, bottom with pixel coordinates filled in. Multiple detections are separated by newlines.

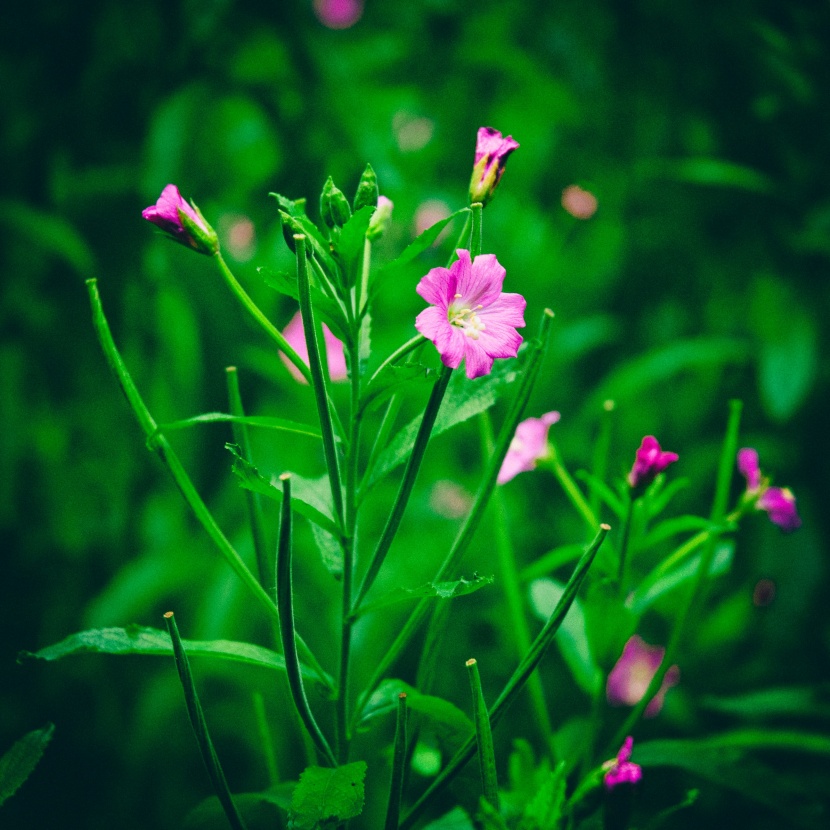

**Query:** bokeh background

left=1, top=0, right=828, bottom=827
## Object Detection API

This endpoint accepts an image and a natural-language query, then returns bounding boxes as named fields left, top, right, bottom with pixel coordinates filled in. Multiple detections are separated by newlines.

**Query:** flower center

left=448, top=293, right=486, bottom=339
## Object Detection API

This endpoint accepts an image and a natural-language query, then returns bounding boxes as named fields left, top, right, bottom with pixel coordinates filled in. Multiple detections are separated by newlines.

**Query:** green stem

left=352, top=364, right=453, bottom=612
left=616, top=493, right=635, bottom=592
left=544, top=445, right=600, bottom=531
left=276, top=474, right=337, bottom=767
left=466, top=658, right=499, bottom=810
left=164, top=612, right=248, bottom=830
left=252, top=691, right=280, bottom=788
left=445, top=213, right=473, bottom=267
left=353, top=310, right=555, bottom=720
left=608, top=400, right=743, bottom=752
left=480, top=413, right=553, bottom=747
left=365, top=334, right=426, bottom=390
left=359, top=394, right=402, bottom=498
left=213, top=252, right=312, bottom=385
left=86, top=279, right=330, bottom=688
left=383, top=693, right=409, bottom=830
left=226, top=367, right=271, bottom=590
left=590, top=400, right=615, bottom=521
left=400, top=525, right=610, bottom=828
left=359, top=236, right=372, bottom=316
left=295, top=235, right=345, bottom=527
left=470, top=202, right=483, bottom=258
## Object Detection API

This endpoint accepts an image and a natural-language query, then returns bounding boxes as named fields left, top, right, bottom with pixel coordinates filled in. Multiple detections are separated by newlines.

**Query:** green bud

left=353, top=164, right=379, bottom=212
left=320, top=176, right=351, bottom=230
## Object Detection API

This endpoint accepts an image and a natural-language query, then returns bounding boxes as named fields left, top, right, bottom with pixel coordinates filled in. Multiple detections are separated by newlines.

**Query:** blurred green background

left=1, top=0, right=828, bottom=827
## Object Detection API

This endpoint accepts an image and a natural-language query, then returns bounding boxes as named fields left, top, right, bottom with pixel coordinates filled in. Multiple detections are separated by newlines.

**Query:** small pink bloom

left=469, top=127, right=520, bottom=205
left=497, top=411, right=561, bottom=484
left=606, top=635, right=679, bottom=718
left=561, top=184, right=598, bottom=219
left=627, top=436, right=679, bottom=491
left=142, top=184, right=217, bottom=254
left=279, top=311, right=347, bottom=384
left=602, top=737, right=642, bottom=790
left=737, top=448, right=801, bottom=532
left=415, top=249, right=526, bottom=380
left=313, top=0, right=363, bottom=29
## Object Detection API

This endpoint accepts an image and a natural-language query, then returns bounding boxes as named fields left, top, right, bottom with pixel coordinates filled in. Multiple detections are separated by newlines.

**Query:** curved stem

left=544, top=446, right=600, bottom=532
left=616, top=493, right=635, bottom=592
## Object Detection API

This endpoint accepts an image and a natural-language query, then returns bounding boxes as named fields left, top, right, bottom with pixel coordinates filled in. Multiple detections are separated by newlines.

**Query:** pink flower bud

left=627, top=436, right=679, bottom=491
left=469, top=127, right=519, bottom=206
left=602, top=737, right=643, bottom=790
left=142, top=184, right=218, bottom=255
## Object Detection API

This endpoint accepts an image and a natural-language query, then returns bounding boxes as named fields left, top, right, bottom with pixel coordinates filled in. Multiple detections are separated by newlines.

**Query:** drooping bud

left=142, top=184, right=219, bottom=255
left=320, top=176, right=352, bottom=230
left=353, top=163, right=379, bottom=212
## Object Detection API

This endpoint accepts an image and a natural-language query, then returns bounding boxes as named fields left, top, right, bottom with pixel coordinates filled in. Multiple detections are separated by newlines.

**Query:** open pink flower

left=497, top=411, right=561, bottom=484
left=627, top=436, right=679, bottom=491
left=606, top=635, right=679, bottom=718
left=603, top=737, right=642, bottom=790
left=738, top=448, right=801, bottom=532
left=279, top=311, right=347, bottom=385
left=469, top=127, right=520, bottom=205
left=142, top=184, right=217, bottom=255
left=415, top=249, right=525, bottom=380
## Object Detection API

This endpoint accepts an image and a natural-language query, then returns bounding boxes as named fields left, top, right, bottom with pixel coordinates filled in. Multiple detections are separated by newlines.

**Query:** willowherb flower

left=602, top=737, right=642, bottom=790
left=415, top=249, right=525, bottom=380
left=606, top=635, right=679, bottom=718
left=627, top=436, right=679, bottom=492
left=497, top=411, right=561, bottom=484
left=142, top=184, right=218, bottom=255
left=279, top=311, right=348, bottom=385
left=469, top=127, right=520, bottom=205
left=737, top=448, right=801, bottom=532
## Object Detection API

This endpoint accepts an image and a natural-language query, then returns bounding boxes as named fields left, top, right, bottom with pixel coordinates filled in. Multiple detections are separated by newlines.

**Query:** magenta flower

left=497, top=411, right=561, bottom=484
left=606, top=635, right=679, bottom=718
left=142, top=184, right=218, bottom=255
left=415, top=250, right=526, bottom=380
left=627, top=436, right=679, bottom=491
left=279, top=311, right=348, bottom=385
left=602, top=737, right=642, bottom=790
left=738, top=448, right=801, bottom=532
left=469, top=127, right=520, bottom=205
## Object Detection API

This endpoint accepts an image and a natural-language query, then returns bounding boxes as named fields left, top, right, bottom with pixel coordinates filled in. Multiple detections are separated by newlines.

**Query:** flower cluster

left=738, top=448, right=801, bottom=532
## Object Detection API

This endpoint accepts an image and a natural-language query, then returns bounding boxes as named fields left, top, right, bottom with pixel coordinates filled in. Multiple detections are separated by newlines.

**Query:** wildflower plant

left=16, top=127, right=809, bottom=830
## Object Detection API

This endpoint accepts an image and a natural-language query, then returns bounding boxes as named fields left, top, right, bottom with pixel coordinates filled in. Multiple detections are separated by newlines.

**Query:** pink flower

left=627, top=436, right=679, bottom=491
left=497, top=411, right=561, bottom=484
left=415, top=249, right=525, bottom=380
left=279, top=311, right=348, bottom=384
left=606, top=635, right=679, bottom=718
left=602, top=737, right=642, bottom=790
left=738, top=448, right=801, bottom=532
left=142, top=184, right=218, bottom=255
left=469, top=127, right=520, bottom=205
left=313, top=0, right=363, bottom=29
left=561, top=184, right=598, bottom=220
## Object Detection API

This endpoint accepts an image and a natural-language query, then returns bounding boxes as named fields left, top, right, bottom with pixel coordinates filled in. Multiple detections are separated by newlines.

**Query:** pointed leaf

left=378, top=208, right=468, bottom=274
left=0, top=723, right=55, bottom=807
left=288, top=762, right=367, bottom=830
left=153, top=412, right=321, bottom=441
left=356, top=574, right=494, bottom=617
left=335, top=205, right=374, bottom=288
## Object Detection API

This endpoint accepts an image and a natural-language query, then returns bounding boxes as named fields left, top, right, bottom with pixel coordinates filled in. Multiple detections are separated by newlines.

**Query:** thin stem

left=470, top=202, right=483, bottom=258
left=354, top=310, right=555, bottom=720
left=445, top=213, right=473, bottom=267
left=616, top=493, right=635, bottom=591
left=359, top=394, right=402, bottom=498
left=226, top=367, right=270, bottom=590
left=466, top=658, right=499, bottom=810
left=590, top=400, right=616, bottom=521
left=86, top=279, right=331, bottom=688
left=365, top=334, right=426, bottom=390
left=252, top=691, right=279, bottom=788
left=608, top=400, right=743, bottom=752
left=164, top=612, right=248, bottom=830
left=276, top=475, right=337, bottom=767
left=480, top=413, right=553, bottom=746
left=383, top=693, right=409, bottom=830
left=352, top=364, right=453, bottom=612
left=359, top=236, right=372, bottom=316
left=295, top=234, right=345, bottom=527
left=400, top=525, right=610, bottom=828
left=545, top=444, right=600, bottom=531
left=213, top=252, right=312, bottom=385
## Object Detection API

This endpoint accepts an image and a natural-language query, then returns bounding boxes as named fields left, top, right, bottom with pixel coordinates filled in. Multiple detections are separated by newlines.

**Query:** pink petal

left=416, top=265, right=454, bottom=309
left=462, top=339, right=495, bottom=379
left=456, top=253, right=505, bottom=307
left=737, top=448, right=762, bottom=492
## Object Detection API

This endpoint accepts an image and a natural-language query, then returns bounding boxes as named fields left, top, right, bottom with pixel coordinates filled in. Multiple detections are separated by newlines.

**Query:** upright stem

left=616, top=493, right=635, bottom=592
left=470, top=202, right=483, bottom=258
left=590, top=400, right=615, bottom=523
left=466, top=658, right=499, bottom=810
left=545, top=445, right=600, bottom=532
left=295, top=235, right=345, bottom=527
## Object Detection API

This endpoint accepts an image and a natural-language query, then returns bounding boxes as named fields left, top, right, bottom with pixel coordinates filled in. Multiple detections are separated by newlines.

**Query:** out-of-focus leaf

left=288, top=762, right=366, bottom=829
left=153, top=412, right=321, bottom=440
left=700, top=686, right=830, bottom=722
left=360, top=361, right=433, bottom=415
left=639, top=158, right=773, bottom=192
left=309, top=523, right=343, bottom=579
left=528, top=579, right=601, bottom=695
left=377, top=208, right=468, bottom=276
left=0, top=723, right=55, bottom=807
left=421, top=807, right=475, bottom=830
left=638, top=515, right=717, bottom=551
left=185, top=786, right=294, bottom=830
left=574, top=471, right=625, bottom=519
left=19, top=626, right=329, bottom=682
left=356, top=573, right=494, bottom=617
left=520, top=544, right=586, bottom=583
left=643, top=477, right=690, bottom=518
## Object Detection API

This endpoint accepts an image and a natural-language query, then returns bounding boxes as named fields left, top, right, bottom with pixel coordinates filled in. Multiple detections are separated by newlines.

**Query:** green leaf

left=226, top=445, right=342, bottom=539
left=421, top=807, right=476, bottom=830
left=700, top=686, right=830, bottom=721
left=185, top=787, right=294, bottom=830
left=356, top=573, right=494, bottom=617
left=360, top=361, right=433, bottom=415
left=639, top=157, right=773, bottom=192
left=18, top=626, right=330, bottom=683
left=519, top=543, right=587, bottom=583
left=335, top=204, right=374, bottom=288
left=288, top=762, right=367, bottom=830
left=528, top=579, right=601, bottom=695
left=377, top=208, right=468, bottom=275
left=638, top=515, right=717, bottom=551
left=518, top=761, right=567, bottom=830
left=574, top=471, right=625, bottom=518
left=0, top=723, right=55, bottom=807
left=368, top=356, right=521, bottom=489
left=152, top=412, right=321, bottom=441
left=309, top=523, right=343, bottom=579
left=642, top=476, right=690, bottom=518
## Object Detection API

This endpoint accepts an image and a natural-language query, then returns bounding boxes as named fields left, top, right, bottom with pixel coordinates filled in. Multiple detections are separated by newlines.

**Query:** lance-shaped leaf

left=0, top=723, right=54, bottom=807
left=354, top=574, right=494, bottom=619
left=377, top=208, right=469, bottom=276
left=151, top=412, right=321, bottom=441
left=289, top=762, right=367, bottom=830
left=335, top=205, right=375, bottom=289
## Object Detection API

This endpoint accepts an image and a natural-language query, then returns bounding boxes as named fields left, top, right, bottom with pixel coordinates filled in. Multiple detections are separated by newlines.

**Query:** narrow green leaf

left=378, top=208, right=469, bottom=275
left=289, top=762, right=367, bottom=830
left=700, top=686, right=830, bottom=721
left=639, top=514, right=718, bottom=551
left=360, top=362, right=433, bottom=415
left=421, top=807, right=475, bottom=830
left=0, top=723, right=55, bottom=807
left=467, top=659, right=499, bottom=809
left=336, top=205, right=374, bottom=288
left=18, top=626, right=332, bottom=682
left=185, top=787, right=294, bottom=830
left=356, top=574, right=494, bottom=618
left=639, top=157, right=772, bottom=192
left=153, top=412, right=321, bottom=440
left=574, top=471, right=625, bottom=518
